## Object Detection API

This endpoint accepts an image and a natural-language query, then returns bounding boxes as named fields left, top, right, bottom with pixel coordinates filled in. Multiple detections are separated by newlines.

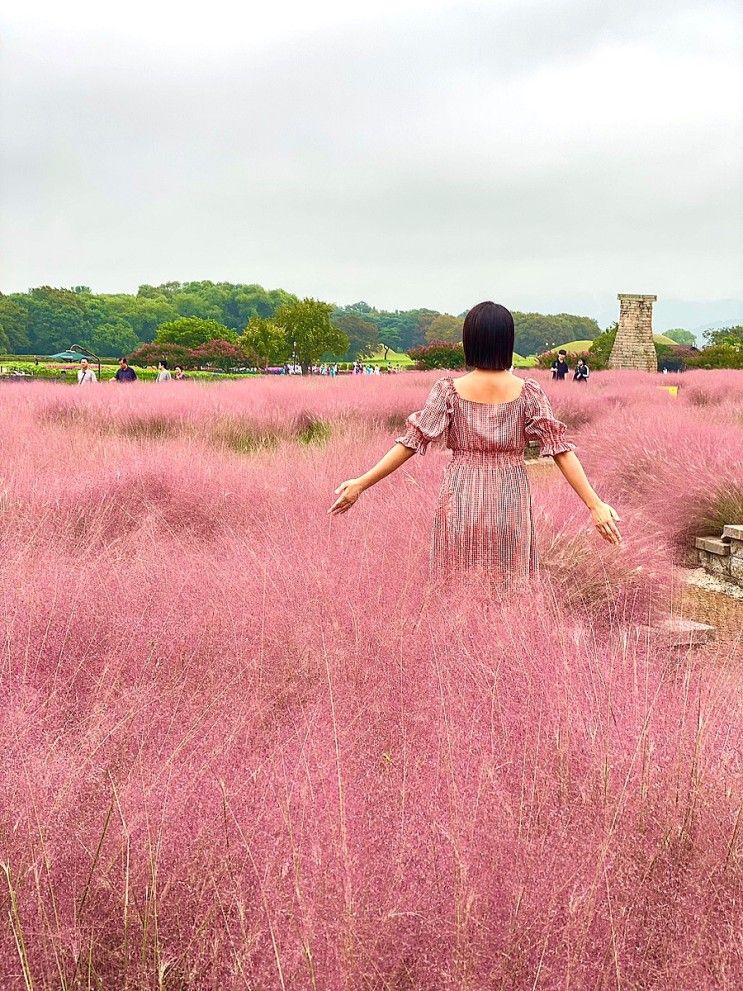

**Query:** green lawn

left=363, top=347, right=536, bottom=369
left=551, top=339, right=594, bottom=354
left=365, top=346, right=415, bottom=367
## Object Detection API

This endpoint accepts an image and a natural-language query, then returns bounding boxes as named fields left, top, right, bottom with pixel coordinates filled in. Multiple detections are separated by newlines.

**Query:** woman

left=156, top=360, right=172, bottom=382
left=329, top=301, right=620, bottom=580
left=574, top=358, right=589, bottom=382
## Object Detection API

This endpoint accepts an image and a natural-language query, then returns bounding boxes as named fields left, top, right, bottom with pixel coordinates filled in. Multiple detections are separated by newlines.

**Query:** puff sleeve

left=395, top=377, right=454, bottom=455
left=524, top=380, right=576, bottom=457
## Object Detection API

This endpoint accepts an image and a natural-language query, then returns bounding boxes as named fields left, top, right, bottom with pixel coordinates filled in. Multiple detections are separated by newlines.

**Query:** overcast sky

left=1, top=0, right=742, bottom=328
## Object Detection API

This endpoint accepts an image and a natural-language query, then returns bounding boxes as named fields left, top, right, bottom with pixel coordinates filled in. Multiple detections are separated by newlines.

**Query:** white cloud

left=1, top=0, right=741, bottom=320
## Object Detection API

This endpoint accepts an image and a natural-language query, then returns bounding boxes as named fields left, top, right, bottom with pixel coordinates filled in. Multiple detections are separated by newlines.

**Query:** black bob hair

left=462, top=301, right=514, bottom=371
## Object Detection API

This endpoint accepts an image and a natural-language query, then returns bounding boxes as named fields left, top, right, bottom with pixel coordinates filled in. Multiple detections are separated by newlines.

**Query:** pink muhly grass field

left=0, top=371, right=741, bottom=989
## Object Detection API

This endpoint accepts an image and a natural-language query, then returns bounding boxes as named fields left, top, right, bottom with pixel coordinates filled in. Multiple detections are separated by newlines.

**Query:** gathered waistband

left=449, top=449, right=526, bottom=467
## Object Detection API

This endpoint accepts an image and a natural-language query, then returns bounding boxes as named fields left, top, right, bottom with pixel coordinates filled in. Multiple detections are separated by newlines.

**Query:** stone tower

left=607, top=293, right=657, bottom=372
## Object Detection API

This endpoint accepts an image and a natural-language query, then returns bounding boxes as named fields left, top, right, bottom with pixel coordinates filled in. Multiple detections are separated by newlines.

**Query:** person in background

left=174, top=366, right=187, bottom=381
left=156, top=360, right=172, bottom=382
left=77, top=358, right=97, bottom=385
left=112, top=357, right=137, bottom=383
left=551, top=350, right=570, bottom=381
left=574, top=358, right=589, bottom=382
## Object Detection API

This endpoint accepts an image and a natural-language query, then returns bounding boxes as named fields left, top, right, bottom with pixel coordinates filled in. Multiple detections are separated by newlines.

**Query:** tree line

left=0, top=281, right=608, bottom=363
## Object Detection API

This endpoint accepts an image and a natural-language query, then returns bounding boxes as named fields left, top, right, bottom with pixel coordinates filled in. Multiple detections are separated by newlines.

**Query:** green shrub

left=686, top=343, right=743, bottom=369
left=408, top=341, right=466, bottom=370
left=587, top=329, right=617, bottom=370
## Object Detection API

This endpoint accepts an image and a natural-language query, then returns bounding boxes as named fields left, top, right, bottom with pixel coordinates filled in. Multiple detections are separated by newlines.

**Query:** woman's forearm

left=358, top=442, right=416, bottom=491
left=552, top=451, right=602, bottom=509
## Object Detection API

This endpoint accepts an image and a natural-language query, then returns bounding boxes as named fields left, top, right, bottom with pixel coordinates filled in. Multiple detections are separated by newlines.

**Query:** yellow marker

left=658, top=386, right=678, bottom=397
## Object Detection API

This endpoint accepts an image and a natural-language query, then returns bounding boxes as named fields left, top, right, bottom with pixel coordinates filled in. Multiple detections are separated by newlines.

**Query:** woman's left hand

left=328, top=479, right=364, bottom=515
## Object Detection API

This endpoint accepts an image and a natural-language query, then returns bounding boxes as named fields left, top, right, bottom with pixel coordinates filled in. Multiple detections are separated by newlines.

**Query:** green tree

left=99, top=295, right=176, bottom=343
left=332, top=312, right=380, bottom=359
left=687, top=341, right=743, bottom=369
left=513, top=312, right=601, bottom=357
left=238, top=316, right=289, bottom=370
left=22, top=287, right=87, bottom=354
left=0, top=294, right=31, bottom=353
left=88, top=322, right=141, bottom=358
left=273, top=298, right=348, bottom=373
left=411, top=310, right=439, bottom=347
left=425, top=313, right=464, bottom=343
left=136, top=280, right=297, bottom=332
left=704, top=325, right=743, bottom=347
left=155, top=317, right=237, bottom=349
left=664, top=328, right=696, bottom=346
left=137, top=282, right=183, bottom=300
left=332, top=303, right=440, bottom=352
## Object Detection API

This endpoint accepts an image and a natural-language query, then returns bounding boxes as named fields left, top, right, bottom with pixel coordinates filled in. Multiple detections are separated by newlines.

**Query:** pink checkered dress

left=396, top=376, right=575, bottom=579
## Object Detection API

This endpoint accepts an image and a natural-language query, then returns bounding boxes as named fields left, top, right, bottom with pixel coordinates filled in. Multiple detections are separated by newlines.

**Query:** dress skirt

left=395, top=376, right=575, bottom=582
left=432, top=450, right=538, bottom=579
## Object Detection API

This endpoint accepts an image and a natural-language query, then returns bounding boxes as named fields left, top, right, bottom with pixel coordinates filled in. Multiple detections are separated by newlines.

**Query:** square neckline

left=448, top=375, right=527, bottom=408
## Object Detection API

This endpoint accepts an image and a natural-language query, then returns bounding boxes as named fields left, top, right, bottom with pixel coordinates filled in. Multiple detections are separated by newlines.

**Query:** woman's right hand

left=591, top=502, right=621, bottom=544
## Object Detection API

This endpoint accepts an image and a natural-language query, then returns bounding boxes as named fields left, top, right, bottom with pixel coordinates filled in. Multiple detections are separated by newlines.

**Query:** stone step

left=722, top=524, right=743, bottom=542
left=639, top=618, right=717, bottom=647
left=694, top=536, right=730, bottom=555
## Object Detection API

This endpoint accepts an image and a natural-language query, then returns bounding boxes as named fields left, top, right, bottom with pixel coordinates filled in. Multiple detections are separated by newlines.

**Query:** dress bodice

left=396, top=376, right=575, bottom=460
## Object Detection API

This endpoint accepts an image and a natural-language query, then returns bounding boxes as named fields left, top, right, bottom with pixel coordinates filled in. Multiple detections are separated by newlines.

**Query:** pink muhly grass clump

left=18, top=374, right=447, bottom=449
left=577, top=399, right=743, bottom=555
left=530, top=471, right=672, bottom=625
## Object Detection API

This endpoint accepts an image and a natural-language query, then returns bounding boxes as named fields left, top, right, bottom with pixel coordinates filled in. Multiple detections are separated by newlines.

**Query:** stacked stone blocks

left=695, top=525, right=743, bottom=586
left=608, top=293, right=658, bottom=373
